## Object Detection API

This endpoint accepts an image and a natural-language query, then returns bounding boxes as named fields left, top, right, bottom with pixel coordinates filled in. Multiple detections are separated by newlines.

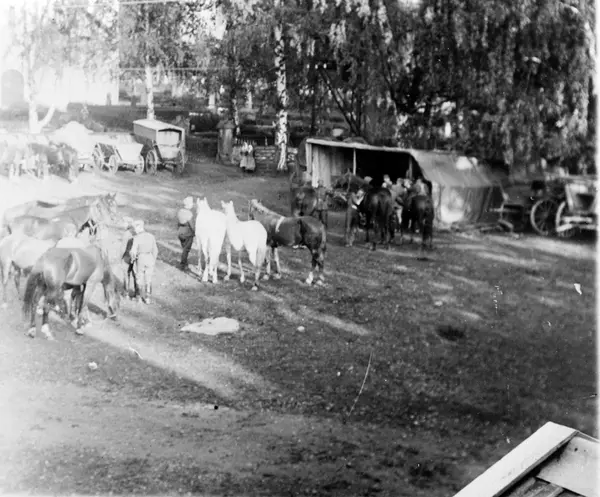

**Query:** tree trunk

left=309, top=57, right=319, bottom=135
left=230, top=88, right=240, bottom=137
left=145, top=64, right=155, bottom=120
left=273, top=0, right=288, bottom=172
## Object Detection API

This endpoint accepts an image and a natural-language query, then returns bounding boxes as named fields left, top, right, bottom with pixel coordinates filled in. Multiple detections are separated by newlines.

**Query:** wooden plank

left=453, top=422, right=578, bottom=497
left=353, top=148, right=357, bottom=175
left=536, top=435, right=599, bottom=497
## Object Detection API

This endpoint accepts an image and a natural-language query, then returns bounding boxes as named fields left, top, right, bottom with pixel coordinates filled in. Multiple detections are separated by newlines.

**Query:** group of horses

left=0, top=193, right=120, bottom=340
left=192, top=197, right=327, bottom=290
left=0, top=131, right=80, bottom=182
left=289, top=171, right=435, bottom=251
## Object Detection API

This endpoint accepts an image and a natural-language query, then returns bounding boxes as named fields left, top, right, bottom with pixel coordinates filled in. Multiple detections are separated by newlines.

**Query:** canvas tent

left=304, top=138, right=504, bottom=228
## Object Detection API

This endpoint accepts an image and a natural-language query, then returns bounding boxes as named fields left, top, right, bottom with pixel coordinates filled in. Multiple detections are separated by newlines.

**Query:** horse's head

left=101, top=193, right=118, bottom=221
left=221, top=200, right=235, bottom=217
left=197, top=197, right=208, bottom=212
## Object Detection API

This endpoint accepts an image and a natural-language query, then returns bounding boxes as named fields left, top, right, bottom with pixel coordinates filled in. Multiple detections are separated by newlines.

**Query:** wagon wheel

left=145, top=149, right=158, bottom=175
left=107, top=154, right=119, bottom=175
left=173, top=150, right=185, bottom=175
left=92, top=145, right=104, bottom=173
left=555, top=200, right=578, bottom=238
left=529, top=198, right=558, bottom=237
left=133, top=155, right=144, bottom=175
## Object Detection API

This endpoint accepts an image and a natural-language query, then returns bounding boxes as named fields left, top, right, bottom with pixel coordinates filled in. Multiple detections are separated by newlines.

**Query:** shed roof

left=305, top=138, right=498, bottom=188
left=133, top=119, right=184, bottom=133
left=454, top=422, right=598, bottom=497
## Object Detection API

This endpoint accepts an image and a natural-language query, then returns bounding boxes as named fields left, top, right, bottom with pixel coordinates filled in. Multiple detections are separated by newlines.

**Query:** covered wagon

left=133, top=119, right=186, bottom=175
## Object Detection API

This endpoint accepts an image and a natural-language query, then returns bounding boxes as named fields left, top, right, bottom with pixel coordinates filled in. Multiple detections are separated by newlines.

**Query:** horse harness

left=275, top=216, right=285, bottom=233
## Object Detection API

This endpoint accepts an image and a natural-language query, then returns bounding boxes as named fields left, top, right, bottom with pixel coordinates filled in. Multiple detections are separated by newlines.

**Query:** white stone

left=181, top=317, right=240, bottom=336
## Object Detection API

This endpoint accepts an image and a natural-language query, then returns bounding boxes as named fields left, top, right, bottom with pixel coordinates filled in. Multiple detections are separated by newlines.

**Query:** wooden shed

left=304, top=138, right=504, bottom=227
left=454, top=422, right=598, bottom=497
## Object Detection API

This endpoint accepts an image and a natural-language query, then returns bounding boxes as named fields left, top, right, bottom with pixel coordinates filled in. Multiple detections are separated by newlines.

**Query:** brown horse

left=248, top=200, right=326, bottom=285
left=22, top=244, right=121, bottom=339
left=7, top=200, right=112, bottom=241
left=360, top=186, right=395, bottom=251
left=1, top=193, right=118, bottom=237
left=402, top=194, right=435, bottom=250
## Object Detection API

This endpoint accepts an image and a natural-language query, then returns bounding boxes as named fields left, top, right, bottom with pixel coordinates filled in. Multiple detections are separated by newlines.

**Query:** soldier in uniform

left=344, top=188, right=366, bottom=247
left=390, top=178, right=407, bottom=231
left=129, top=219, right=158, bottom=304
left=120, top=217, right=137, bottom=299
left=177, top=196, right=195, bottom=271
left=315, top=179, right=331, bottom=229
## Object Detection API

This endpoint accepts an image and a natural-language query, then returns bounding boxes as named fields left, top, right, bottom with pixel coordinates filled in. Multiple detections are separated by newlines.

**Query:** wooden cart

left=554, top=175, right=597, bottom=238
left=133, top=119, right=186, bottom=175
left=93, top=132, right=145, bottom=175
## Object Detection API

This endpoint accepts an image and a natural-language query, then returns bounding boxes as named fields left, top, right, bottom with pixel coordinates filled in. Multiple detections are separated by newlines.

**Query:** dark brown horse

left=1, top=193, right=118, bottom=237
left=248, top=200, right=326, bottom=285
left=30, top=142, right=80, bottom=182
left=402, top=194, right=435, bottom=250
left=360, top=186, right=395, bottom=251
left=22, top=244, right=121, bottom=339
left=289, top=172, right=317, bottom=217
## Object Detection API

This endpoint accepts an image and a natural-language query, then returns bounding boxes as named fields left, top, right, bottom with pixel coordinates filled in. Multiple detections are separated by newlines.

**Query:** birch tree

left=119, top=2, right=202, bottom=120
left=4, top=0, right=114, bottom=133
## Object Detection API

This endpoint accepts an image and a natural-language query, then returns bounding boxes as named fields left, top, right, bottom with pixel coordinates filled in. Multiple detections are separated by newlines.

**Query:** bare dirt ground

left=0, top=157, right=596, bottom=496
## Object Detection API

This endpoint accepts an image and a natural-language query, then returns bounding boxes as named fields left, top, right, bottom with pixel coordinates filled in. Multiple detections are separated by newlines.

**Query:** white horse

left=195, top=197, right=227, bottom=283
left=221, top=200, right=268, bottom=291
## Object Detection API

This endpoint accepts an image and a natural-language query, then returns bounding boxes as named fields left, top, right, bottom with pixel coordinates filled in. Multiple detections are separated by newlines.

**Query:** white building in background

left=0, top=0, right=119, bottom=110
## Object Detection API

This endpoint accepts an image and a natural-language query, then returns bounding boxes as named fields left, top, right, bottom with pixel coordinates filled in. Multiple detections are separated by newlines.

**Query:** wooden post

left=352, top=148, right=357, bottom=175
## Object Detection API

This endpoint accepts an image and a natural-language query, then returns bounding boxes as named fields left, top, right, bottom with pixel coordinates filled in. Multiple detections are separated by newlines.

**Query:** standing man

left=130, top=219, right=158, bottom=304
left=390, top=178, right=407, bottom=231
left=382, top=174, right=393, bottom=189
left=177, top=196, right=195, bottom=271
left=344, top=188, right=366, bottom=247
left=315, top=179, right=331, bottom=229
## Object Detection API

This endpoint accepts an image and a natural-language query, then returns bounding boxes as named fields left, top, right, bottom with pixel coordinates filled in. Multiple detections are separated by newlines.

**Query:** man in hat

left=315, top=179, right=332, bottom=229
left=129, top=219, right=158, bottom=304
left=177, top=196, right=195, bottom=271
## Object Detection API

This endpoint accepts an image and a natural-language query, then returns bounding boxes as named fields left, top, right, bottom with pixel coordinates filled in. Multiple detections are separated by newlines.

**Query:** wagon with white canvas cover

left=133, top=119, right=186, bottom=175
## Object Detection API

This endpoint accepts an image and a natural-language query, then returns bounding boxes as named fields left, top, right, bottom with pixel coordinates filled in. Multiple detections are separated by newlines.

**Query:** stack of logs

left=253, top=146, right=298, bottom=175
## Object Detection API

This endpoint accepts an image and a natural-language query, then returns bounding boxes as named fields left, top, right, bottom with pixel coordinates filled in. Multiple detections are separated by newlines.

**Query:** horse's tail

left=23, top=270, right=45, bottom=322
left=255, top=240, right=268, bottom=268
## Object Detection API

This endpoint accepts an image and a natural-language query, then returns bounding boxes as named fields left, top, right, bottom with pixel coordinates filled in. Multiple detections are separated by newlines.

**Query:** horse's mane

left=249, top=199, right=284, bottom=220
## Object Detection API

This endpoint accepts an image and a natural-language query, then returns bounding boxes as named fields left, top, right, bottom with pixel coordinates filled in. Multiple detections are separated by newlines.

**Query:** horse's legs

left=237, top=250, right=246, bottom=284
left=224, top=242, right=232, bottom=281
left=1, top=260, right=11, bottom=308
left=77, top=282, right=95, bottom=331
left=200, top=244, right=210, bottom=283
left=315, top=248, right=325, bottom=285
left=273, top=248, right=282, bottom=279
left=40, top=298, right=55, bottom=341
left=262, top=247, right=273, bottom=281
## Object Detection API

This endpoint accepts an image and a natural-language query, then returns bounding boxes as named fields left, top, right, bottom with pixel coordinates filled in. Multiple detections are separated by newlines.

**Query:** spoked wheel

left=92, top=145, right=104, bottom=173
left=145, top=149, right=158, bottom=175
left=107, top=154, right=119, bottom=175
left=555, top=200, right=578, bottom=238
left=530, top=198, right=559, bottom=237
left=133, top=155, right=144, bottom=175
left=173, top=150, right=185, bottom=175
